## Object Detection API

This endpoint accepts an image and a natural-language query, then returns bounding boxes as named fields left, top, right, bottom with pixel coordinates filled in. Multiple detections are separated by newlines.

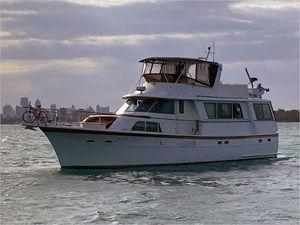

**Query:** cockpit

left=140, top=57, right=221, bottom=87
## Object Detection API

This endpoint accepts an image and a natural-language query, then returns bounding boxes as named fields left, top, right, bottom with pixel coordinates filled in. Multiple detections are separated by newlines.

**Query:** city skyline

left=1, top=98, right=110, bottom=111
left=1, top=1, right=299, bottom=110
left=1, top=96, right=110, bottom=116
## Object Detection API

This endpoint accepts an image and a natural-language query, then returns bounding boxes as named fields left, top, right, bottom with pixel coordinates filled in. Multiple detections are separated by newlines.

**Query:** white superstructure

left=38, top=56, right=278, bottom=168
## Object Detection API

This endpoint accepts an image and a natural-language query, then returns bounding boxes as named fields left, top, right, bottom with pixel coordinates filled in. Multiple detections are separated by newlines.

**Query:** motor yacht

left=36, top=54, right=278, bottom=168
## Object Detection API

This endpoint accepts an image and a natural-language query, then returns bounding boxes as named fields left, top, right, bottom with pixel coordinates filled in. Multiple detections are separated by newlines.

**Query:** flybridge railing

left=127, top=76, right=143, bottom=95
left=126, top=63, right=147, bottom=95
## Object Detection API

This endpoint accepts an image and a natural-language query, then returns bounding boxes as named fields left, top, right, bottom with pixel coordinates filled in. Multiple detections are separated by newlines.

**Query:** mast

left=212, top=41, right=215, bottom=62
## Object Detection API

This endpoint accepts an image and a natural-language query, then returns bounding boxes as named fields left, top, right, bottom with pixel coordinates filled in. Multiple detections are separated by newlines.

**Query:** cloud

left=1, top=10, right=37, bottom=16
left=1, top=56, right=126, bottom=109
left=66, top=0, right=154, bottom=7
left=0, top=0, right=299, bottom=110
left=0, top=31, right=11, bottom=37
left=1, top=31, right=244, bottom=48
left=230, top=1, right=300, bottom=12
left=1, top=57, right=116, bottom=74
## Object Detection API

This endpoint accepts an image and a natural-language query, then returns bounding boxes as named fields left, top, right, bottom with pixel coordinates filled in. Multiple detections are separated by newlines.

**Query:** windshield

left=125, top=98, right=175, bottom=114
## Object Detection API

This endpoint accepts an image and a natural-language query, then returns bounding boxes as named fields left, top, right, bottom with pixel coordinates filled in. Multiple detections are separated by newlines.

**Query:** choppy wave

left=1, top=123, right=299, bottom=225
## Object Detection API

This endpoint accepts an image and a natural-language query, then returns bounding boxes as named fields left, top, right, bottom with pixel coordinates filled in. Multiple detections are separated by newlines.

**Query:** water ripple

left=1, top=123, right=299, bottom=225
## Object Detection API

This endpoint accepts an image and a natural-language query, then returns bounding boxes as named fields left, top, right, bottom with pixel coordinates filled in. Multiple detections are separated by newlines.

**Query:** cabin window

left=132, top=121, right=145, bottom=131
left=151, top=64, right=161, bottom=74
left=146, top=122, right=157, bottom=132
left=84, top=116, right=100, bottom=123
left=143, top=63, right=152, bottom=74
left=135, top=99, right=156, bottom=112
left=253, top=103, right=273, bottom=120
left=179, top=100, right=184, bottom=114
left=146, top=122, right=162, bottom=132
left=150, top=100, right=175, bottom=114
left=187, top=64, right=196, bottom=77
left=196, top=63, right=210, bottom=84
left=217, top=103, right=232, bottom=119
left=204, top=103, right=216, bottom=119
left=204, top=102, right=244, bottom=119
left=162, top=64, right=176, bottom=74
left=132, top=121, right=162, bottom=132
left=125, top=98, right=174, bottom=114
left=125, top=99, right=138, bottom=112
left=233, top=103, right=243, bottom=118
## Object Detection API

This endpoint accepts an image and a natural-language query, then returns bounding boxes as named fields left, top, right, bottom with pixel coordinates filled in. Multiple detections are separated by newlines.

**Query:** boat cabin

left=140, top=57, right=222, bottom=87
left=79, top=56, right=276, bottom=137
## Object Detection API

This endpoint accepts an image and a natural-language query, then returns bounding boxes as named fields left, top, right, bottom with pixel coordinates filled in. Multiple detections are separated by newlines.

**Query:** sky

left=1, top=0, right=299, bottom=111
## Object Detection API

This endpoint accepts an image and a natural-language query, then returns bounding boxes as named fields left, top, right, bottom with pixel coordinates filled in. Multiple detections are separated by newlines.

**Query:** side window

left=253, top=104, right=263, bottom=120
left=132, top=121, right=162, bottom=132
left=204, top=103, right=216, bottom=119
left=179, top=100, right=184, bottom=114
left=188, top=64, right=196, bottom=78
left=262, top=104, right=273, bottom=120
left=132, top=121, right=145, bottom=131
left=143, top=63, right=151, bottom=74
left=196, top=63, right=209, bottom=84
left=150, top=100, right=174, bottom=114
left=146, top=122, right=162, bottom=132
left=162, top=64, right=176, bottom=74
left=217, top=103, right=232, bottom=119
left=253, top=103, right=273, bottom=120
left=205, top=102, right=244, bottom=119
left=146, top=122, right=157, bottom=132
left=233, top=103, right=243, bottom=118
left=151, top=64, right=161, bottom=73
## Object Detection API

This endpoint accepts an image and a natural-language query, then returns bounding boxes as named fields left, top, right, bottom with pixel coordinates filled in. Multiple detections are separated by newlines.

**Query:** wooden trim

left=40, top=126, right=278, bottom=140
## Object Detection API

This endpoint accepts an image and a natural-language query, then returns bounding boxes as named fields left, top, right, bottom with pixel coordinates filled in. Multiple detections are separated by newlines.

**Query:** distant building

left=3, top=105, right=15, bottom=117
left=50, top=104, right=57, bottom=111
left=96, top=105, right=109, bottom=113
left=96, top=105, right=100, bottom=112
left=20, top=97, right=29, bottom=107
left=35, top=99, right=41, bottom=107
left=58, top=108, right=67, bottom=122
left=15, top=105, right=25, bottom=118
left=86, top=106, right=94, bottom=112
left=75, top=109, right=93, bottom=122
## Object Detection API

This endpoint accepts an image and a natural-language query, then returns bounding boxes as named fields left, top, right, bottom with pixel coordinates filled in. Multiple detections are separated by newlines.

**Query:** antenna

left=205, top=46, right=211, bottom=61
left=245, top=67, right=258, bottom=90
left=212, top=41, right=215, bottom=62
left=204, top=41, right=216, bottom=62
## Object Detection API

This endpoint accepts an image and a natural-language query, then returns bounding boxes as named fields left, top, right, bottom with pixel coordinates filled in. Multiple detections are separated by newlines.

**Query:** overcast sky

left=1, top=0, right=299, bottom=110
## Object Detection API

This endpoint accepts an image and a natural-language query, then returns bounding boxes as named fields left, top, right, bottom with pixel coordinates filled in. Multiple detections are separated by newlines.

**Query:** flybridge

left=139, top=57, right=222, bottom=87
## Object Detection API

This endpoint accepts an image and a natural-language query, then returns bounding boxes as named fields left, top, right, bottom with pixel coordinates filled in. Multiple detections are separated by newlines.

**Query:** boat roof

left=139, top=57, right=219, bottom=65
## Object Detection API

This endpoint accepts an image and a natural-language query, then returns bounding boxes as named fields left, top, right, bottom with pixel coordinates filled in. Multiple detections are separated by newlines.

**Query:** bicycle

left=22, top=101, right=49, bottom=124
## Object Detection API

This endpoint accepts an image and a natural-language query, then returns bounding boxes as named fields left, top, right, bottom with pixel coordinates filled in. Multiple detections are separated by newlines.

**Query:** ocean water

left=1, top=123, right=299, bottom=225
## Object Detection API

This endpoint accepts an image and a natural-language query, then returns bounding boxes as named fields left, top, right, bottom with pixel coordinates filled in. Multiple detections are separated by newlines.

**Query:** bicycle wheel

left=22, top=111, right=37, bottom=123
left=38, top=111, right=48, bottom=124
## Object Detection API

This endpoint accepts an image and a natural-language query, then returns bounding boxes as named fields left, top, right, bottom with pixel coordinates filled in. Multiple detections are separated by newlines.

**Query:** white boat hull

left=41, top=127, right=278, bottom=168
